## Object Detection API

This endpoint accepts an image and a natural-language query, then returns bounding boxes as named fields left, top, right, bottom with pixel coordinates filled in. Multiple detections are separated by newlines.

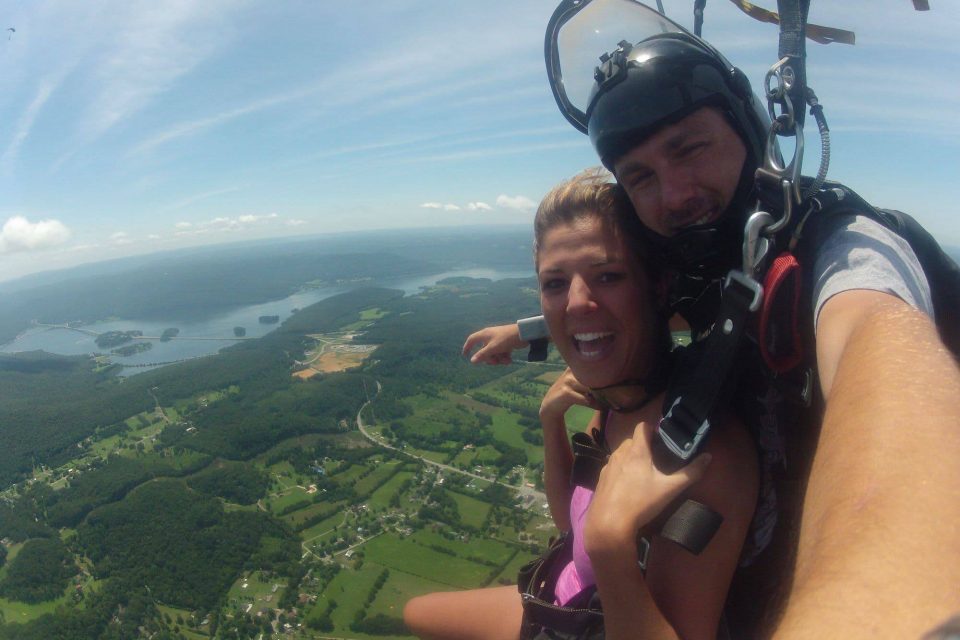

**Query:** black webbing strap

left=776, top=0, right=810, bottom=128
left=659, top=271, right=761, bottom=461
left=693, top=0, right=707, bottom=37
left=570, top=432, right=606, bottom=491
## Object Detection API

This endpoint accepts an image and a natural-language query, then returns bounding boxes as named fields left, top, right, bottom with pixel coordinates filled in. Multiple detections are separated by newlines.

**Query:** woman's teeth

left=573, top=331, right=613, bottom=356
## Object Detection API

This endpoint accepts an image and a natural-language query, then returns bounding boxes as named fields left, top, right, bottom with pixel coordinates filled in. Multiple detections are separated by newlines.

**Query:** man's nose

left=659, top=167, right=697, bottom=213
left=567, top=276, right=597, bottom=315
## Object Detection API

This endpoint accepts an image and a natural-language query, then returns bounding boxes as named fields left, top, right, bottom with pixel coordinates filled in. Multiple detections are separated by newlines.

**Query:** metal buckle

left=636, top=533, right=651, bottom=574
left=724, top=270, right=764, bottom=314
left=743, top=210, right=774, bottom=277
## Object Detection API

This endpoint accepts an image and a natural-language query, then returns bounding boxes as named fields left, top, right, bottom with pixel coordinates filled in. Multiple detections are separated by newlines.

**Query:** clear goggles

left=545, top=0, right=693, bottom=132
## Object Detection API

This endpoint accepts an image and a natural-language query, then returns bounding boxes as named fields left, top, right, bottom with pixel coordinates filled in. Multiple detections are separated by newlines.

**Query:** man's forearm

left=776, top=304, right=960, bottom=638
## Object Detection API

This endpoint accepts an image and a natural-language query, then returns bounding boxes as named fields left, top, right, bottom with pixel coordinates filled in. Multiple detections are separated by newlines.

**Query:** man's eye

left=678, top=142, right=707, bottom=158
left=625, top=172, right=653, bottom=189
left=598, top=272, right=625, bottom=284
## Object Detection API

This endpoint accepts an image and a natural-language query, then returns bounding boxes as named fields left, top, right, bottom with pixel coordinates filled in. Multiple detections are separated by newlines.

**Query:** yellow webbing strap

left=727, top=0, right=856, bottom=45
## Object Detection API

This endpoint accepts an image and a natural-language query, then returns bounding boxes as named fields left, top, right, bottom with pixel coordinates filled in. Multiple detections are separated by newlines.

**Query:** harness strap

left=775, top=0, right=810, bottom=129
left=570, top=432, right=724, bottom=556
left=659, top=271, right=761, bottom=461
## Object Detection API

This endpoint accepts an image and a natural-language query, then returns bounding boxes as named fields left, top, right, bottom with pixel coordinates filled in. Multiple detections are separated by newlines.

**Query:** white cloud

left=443, top=204, right=461, bottom=211
left=171, top=213, right=285, bottom=236
left=420, top=202, right=443, bottom=209
left=147, top=234, right=161, bottom=240
left=110, top=231, right=132, bottom=246
left=286, top=219, right=307, bottom=226
left=467, top=202, right=492, bottom=211
left=0, top=216, right=71, bottom=253
left=496, top=194, right=536, bottom=212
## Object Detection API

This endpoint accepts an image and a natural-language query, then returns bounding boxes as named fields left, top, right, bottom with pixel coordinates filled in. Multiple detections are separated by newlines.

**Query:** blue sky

left=0, top=0, right=957, bottom=282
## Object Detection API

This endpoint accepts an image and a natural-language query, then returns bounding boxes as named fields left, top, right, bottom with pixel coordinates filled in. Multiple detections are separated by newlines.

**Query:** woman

left=404, top=170, right=757, bottom=639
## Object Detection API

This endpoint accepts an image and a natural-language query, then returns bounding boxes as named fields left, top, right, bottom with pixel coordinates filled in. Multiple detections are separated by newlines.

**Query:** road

left=354, top=380, right=547, bottom=509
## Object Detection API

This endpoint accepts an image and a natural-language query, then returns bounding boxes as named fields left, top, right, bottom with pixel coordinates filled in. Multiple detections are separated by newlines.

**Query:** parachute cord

left=803, top=92, right=830, bottom=200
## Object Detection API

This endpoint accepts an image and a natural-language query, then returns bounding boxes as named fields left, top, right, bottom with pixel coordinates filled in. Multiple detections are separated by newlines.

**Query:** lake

left=0, top=267, right=534, bottom=375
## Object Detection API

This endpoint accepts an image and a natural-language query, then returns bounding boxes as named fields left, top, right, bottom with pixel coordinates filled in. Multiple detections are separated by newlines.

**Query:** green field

left=362, top=534, right=492, bottom=588
left=368, top=470, right=415, bottom=510
left=446, top=490, right=491, bottom=529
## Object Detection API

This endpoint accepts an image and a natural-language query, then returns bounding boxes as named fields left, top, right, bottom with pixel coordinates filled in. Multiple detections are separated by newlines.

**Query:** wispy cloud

left=165, top=186, right=242, bottom=211
left=1, top=80, right=56, bottom=174
left=133, top=90, right=313, bottom=156
left=496, top=195, right=536, bottom=212
left=0, top=216, right=72, bottom=253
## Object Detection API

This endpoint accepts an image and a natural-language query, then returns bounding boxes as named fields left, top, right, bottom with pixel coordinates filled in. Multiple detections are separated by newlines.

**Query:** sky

left=0, top=0, right=957, bottom=282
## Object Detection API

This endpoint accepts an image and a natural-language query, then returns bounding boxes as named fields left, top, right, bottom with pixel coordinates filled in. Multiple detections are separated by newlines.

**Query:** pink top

left=553, top=484, right=596, bottom=605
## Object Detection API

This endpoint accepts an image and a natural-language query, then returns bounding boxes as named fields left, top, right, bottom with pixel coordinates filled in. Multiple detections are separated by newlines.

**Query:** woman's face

left=538, top=215, right=655, bottom=389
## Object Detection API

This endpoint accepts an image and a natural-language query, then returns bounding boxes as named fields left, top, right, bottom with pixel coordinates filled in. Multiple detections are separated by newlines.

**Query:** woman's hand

left=584, top=421, right=711, bottom=562
left=462, top=324, right=528, bottom=365
left=539, top=368, right=598, bottom=426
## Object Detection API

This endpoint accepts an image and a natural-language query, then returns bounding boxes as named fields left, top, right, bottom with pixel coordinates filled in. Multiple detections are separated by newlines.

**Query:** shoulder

left=808, top=212, right=933, bottom=329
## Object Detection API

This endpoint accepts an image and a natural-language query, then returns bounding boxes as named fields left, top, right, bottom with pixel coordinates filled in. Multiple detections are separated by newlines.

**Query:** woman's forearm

left=592, top=552, right=679, bottom=640
left=541, top=412, right=575, bottom=531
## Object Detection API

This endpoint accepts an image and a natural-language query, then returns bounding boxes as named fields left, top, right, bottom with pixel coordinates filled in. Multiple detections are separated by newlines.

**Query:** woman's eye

left=540, top=278, right=566, bottom=292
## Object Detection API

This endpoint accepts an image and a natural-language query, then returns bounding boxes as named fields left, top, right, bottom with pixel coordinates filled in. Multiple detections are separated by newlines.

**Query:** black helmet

left=546, top=0, right=775, bottom=326
left=546, top=0, right=769, bottom=171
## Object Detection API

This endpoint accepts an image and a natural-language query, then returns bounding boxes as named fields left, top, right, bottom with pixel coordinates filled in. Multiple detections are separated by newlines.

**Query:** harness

left=517, top=426, right=725, bottom=640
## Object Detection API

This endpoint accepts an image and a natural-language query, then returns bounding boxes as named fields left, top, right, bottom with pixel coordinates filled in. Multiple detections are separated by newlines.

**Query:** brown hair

left=533, top=167, right=648, bottom=269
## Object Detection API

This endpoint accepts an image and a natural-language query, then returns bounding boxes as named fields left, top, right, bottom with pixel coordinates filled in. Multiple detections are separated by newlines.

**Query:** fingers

left=675, top=452, right=713, bottom=486
left=461, top=330, right=485, bottom=358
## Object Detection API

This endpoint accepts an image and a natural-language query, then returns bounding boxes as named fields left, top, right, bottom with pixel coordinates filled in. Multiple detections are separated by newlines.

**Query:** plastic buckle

left=659, top=396, right=711, bottom=461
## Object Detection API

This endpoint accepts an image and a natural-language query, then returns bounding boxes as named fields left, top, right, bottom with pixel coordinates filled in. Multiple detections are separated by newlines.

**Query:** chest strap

left=570, top=431, right=723, bottom=558
left=659, top=270, right=762, bottom=461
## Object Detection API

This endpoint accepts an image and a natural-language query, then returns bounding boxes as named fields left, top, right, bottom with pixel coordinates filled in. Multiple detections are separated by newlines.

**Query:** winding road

left=354, top=380, right=547, bottom=509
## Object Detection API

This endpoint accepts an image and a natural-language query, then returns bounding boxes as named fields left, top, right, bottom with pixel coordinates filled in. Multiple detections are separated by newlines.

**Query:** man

left=463, top=3, right=960, bottom=637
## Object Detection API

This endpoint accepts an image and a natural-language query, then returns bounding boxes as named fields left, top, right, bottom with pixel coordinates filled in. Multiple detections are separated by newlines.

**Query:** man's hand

left=461, top=323, right=528, bottom=365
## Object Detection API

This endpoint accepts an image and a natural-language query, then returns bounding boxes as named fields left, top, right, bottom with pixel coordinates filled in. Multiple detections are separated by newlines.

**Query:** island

left=258, top=315, right=280, bottom=325
left=111, top=342, right=153, bottom=357
left=233, top=326, right=246, bottom=337
left=160, top=328, right=180, bottom=342
left=94, top=330, right=143, bottom=349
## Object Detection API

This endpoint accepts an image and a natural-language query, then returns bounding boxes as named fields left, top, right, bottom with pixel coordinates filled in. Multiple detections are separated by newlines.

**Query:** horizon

left=1, top=0, right=957, bottom=282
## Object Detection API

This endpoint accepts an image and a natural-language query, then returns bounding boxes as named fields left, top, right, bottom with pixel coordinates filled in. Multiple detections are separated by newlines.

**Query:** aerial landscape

left=1, top=1, right=957, bottom=639
left=0, top=228, right=594, bottom=640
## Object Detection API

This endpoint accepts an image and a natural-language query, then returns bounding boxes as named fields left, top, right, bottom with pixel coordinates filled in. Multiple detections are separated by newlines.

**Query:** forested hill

left=0, top=225, right=533, bottom=345
left=0, top=287, right=403, bottom=487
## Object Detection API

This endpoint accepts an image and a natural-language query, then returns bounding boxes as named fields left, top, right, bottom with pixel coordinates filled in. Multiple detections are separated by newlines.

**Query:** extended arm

left=775, top=291, right=960, bottom=638
left=462, top=323, right=528, bottom=365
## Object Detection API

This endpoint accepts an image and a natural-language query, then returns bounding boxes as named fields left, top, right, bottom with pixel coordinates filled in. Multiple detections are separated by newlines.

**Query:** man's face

left=612, top=107, right=747, bottom=238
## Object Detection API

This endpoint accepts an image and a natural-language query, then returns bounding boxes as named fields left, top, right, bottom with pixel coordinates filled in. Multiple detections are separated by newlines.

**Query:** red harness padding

left=758, top=252, right=803, bottom=373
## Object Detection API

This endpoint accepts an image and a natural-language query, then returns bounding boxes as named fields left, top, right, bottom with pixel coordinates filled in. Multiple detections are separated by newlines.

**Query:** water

left=1, top=267, right=534, bottom=375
